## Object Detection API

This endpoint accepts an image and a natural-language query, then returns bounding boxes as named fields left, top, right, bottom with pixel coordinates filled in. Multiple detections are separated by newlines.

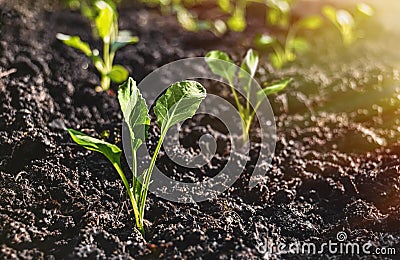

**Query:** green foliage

left=264, top=0, right=293, bottom=28
left=254, top=15, right=322, bottom=69
left=68, top=128, right=122, bottom=164
left=154, top=81, right=206, bottom=132
left=206, top=49, right=291, bottom=141
left=68, top=78, right=206, bottom=235
left=64, top=0, right=120, bottom=20
left=139, top=0, right=296, bottom=36
left=323, top=3, right=374, bottom=46
left=57, top=1, right=138, bottom=91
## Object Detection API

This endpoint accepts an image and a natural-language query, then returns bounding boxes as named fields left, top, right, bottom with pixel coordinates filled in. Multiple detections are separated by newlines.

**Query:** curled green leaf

left=240, top=49, right=259, bottom=78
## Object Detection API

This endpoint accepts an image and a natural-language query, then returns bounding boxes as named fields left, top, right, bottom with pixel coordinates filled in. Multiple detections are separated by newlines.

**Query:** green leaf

left=356, top=3, right=374, bottom=17
left=95, top=0, right=115, bottom=42
left=154, top=81, right=206, bottom=133
left=227, top=11, right=246, bottom=32
left=176, top=7, right=198, bottom=31
left=322, top=5, right=338, bottom=26
left=254, top=33, right=275, bottom=48
left=258, top=78, right=292, bottom=101
left=297, top=15, right=323, bottom=30
left=336, top=10, right=355, bottom=27
left=218, top=0, right=232, bottom=13
left=56, top=33, right=92, bottom=56
left=205, top=50, right=236, bottom=84
left=240, top=49, right=259, bottom=78
left=67, top=128, right=121, bottom=165
left=111, top=30, right=139, bottom=52
left=213, top=19, right=227, bottom=35
left=108, top=65, right=129, bottom=83
left=270, top=53, right=284, bottom=69
left=289, top=37, right=310, bottom=54
left=118, top=77, right=150, bottom=151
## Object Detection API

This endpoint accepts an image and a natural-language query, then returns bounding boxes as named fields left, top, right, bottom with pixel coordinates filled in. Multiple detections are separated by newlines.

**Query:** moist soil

left=1, top=0, right=400, bottom=259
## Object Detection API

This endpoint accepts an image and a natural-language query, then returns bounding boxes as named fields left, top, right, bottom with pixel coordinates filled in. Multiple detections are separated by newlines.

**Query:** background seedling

left=323, top=3, right=374, bottom=46
left=206, top=49, right=291, bottom=142
left=68, top=78, right=206, bottom=235
left=64, top=0, right=120, bottom=21
left=254, top=15, right=322, bottom=68
left=57, top=0, right=138, bottom=91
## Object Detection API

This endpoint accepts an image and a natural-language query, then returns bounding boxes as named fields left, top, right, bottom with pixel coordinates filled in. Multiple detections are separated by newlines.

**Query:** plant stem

left=112, top=162, right=144, bottom=235
left=138, top=129, right=165, bottom=224
left=101, top=75, right=111, bottom=91
left=101, top=41, right=111, bottom=91
left=131, top=145, right=138, bottom=200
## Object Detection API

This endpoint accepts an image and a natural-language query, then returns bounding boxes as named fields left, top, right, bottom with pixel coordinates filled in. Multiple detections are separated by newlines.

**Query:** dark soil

left=1, top=0, right=400, bottom=259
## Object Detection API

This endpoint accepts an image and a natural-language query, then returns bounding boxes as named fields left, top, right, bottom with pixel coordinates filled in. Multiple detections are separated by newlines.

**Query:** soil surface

left=1, top=0, right=400, bottom=259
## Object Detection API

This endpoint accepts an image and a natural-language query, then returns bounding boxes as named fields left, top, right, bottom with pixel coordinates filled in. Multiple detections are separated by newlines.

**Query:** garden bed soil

left=1, top=0, right=400, bottom=258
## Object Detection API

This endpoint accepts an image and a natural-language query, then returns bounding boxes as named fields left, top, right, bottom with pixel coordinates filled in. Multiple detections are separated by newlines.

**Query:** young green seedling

left=254, top=15, right=322, bottom=68
left=263, top=0, right=293, bottom=28
left=323, top=3, right=374, bottom=46
left=68, top=78, right=206, bottom=235
left=206, top=49, right=291, bottom=142
left=57, top=0, right=138, bottom=91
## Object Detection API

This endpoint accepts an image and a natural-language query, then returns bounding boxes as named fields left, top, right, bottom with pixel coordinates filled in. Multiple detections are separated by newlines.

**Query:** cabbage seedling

left=206, top=49, right=291, bottom=142
left=254, top=15, right=322, bottom=68
left=57, top=1, right=138, bottom=91
left=323, top=3, right=374, bottom=46
left=68, top=78, right=206, bottom=235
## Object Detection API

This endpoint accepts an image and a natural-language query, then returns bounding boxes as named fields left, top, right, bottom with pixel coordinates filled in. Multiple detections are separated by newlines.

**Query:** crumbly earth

left=0, top=1, right=400, bottom=259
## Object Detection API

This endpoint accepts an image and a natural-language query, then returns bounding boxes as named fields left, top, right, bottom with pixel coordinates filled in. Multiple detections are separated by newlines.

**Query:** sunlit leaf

left=95, top=0, right=115, bottom=42
left=257, top=78, right=291, bottom=101
left=56, top=33, right=92, bottom=56
left=357, top=3, right=374, bottom=17
left=297, top=15, right=323, bottom=30
left=176, top=7, right=198, bottom=31
left=322, top=5, right=338, bottom=26
left=227, top=11, right=246, bottom=32
left=240, top=49, right=259, bottom=78
left=118, top=77, right=150, bottom=151
left=218, top=0, right=232, bottom=13
left=289, top=37, right=310, bottom=54
left=336, top=10, right=355, bottom=27
left=154, top=81, right=206, bottom=133
left=205, top=50, right=236, bottom=83
left=108, top=65, right=129, bottom=83
left=111, top=30, right=139, bottom=52
left=270, top=53, right=284, bottom=69
left=254, top=33, right=275, bottom=49
left=68, top=128, right=121, bottom=165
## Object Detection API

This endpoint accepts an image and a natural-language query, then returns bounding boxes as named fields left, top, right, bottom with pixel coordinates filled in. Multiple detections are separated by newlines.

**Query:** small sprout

left=68, top=78, right=206, bottom=235
left=323, top=3, right=374, bottom=46
left=227, top=9, right=246, bottom=32
left=206, top=49, right=291, bottom=142
left=254, top=15, right=323, bottom=68
left=265, top=0, right=291, bottom=28
left=57, top=1, right=139, bottom=91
